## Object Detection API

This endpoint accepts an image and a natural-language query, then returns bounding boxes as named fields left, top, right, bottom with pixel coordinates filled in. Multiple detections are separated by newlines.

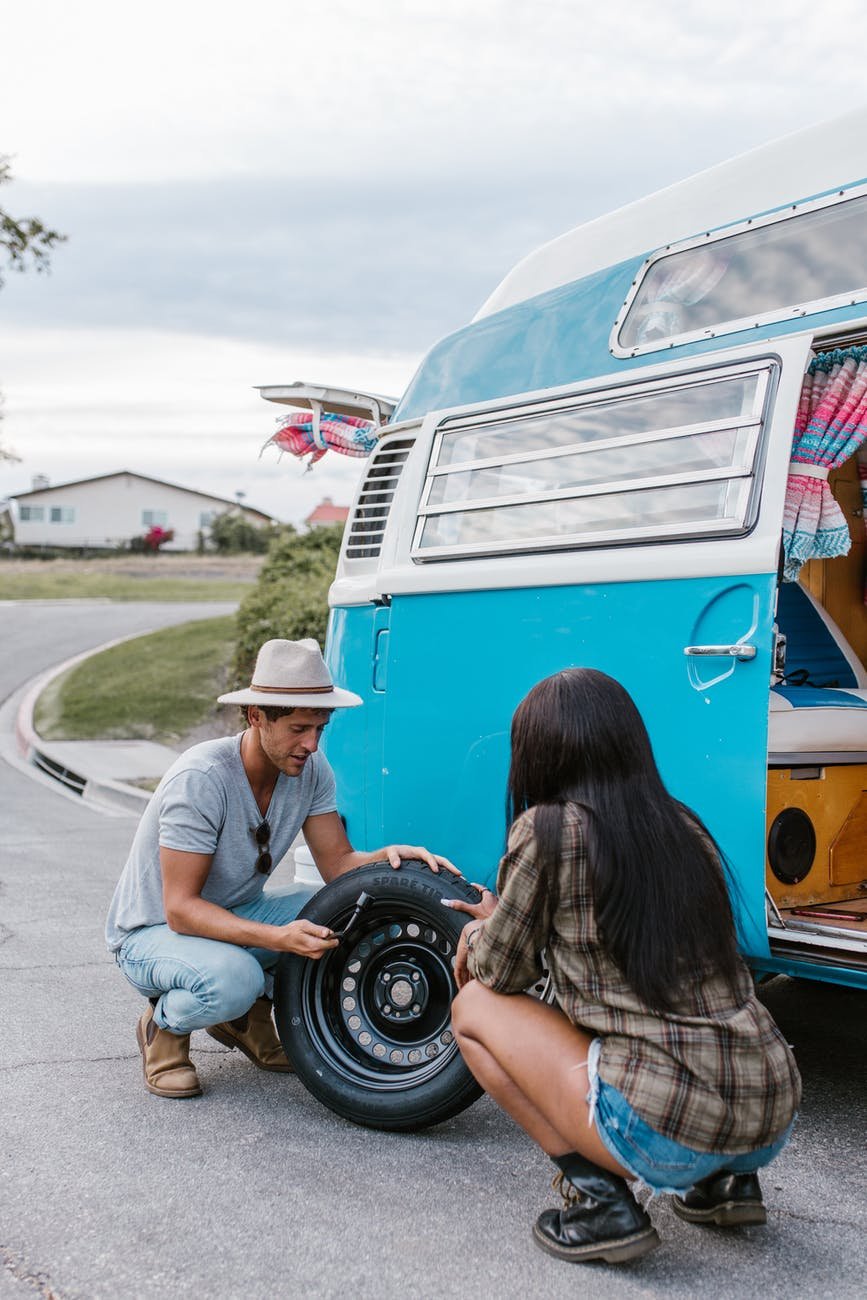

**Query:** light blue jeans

left=115, top=885, right=317, bottom=1034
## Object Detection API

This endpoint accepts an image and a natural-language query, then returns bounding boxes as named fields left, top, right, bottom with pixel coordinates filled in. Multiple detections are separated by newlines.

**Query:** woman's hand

left=442, top=884, right=498, bottom=920
left=449, top=887, right=496, bottom=988
left=454, top=922, right=485, bottom=989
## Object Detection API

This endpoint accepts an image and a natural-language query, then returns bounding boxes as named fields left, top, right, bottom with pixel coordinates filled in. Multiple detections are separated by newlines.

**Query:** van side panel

left=327, top=572, right=777, bottom=963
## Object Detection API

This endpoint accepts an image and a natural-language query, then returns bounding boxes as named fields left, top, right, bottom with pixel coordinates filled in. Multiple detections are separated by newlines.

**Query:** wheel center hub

left=373, top=961, right=429, bottom=1023
left=390, top=978, right=414, bottom=1008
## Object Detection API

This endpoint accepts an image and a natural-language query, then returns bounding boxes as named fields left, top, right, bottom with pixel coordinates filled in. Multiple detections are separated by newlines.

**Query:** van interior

left=766, top=340, right=867, bottom=970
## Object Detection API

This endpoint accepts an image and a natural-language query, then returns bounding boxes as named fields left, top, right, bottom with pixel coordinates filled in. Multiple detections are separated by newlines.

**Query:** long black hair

left=506, top=668, right=742, bottom=1012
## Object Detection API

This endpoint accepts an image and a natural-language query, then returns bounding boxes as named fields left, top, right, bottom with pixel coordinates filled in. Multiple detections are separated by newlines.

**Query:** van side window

left=412, top=363, right=774, bottom=560
left=615, top=187, right=867, bottom=355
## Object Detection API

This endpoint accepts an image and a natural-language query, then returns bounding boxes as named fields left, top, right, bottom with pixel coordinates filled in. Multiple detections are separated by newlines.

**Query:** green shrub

left=209, top=511, right=277, bottom=554
left=232, top=524, right=344, bottom=684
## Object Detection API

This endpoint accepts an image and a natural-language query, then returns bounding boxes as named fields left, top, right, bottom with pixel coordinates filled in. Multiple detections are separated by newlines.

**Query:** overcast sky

left=2, top=0, right=867, bottom=522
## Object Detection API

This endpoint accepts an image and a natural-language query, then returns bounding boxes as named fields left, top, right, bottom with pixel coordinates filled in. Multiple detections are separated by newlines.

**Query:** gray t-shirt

left=105, top=733, right=337, bottom=951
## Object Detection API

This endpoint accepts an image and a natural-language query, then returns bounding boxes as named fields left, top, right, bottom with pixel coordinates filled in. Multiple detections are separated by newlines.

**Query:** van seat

left=769, top=583, right=867, bottom=757
left=774, top=583, right=865, bottom=687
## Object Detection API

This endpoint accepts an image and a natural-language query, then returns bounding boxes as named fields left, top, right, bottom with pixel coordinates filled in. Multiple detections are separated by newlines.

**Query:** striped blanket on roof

left=266, top=411, right=377, bottom=467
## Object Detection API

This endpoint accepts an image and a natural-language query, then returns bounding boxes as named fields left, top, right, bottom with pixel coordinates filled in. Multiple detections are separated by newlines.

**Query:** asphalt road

left=0, top=602, right=864, bottom=1299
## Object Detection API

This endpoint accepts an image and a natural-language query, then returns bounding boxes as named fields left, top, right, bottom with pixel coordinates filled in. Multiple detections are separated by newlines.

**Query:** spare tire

left=273, top=860, right=484, bottom=1131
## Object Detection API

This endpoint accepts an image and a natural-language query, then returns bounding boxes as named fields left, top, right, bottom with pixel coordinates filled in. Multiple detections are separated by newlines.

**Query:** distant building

left=8, top=470, right=275, bottom=552
left=304, top=497, right=350, bottom=529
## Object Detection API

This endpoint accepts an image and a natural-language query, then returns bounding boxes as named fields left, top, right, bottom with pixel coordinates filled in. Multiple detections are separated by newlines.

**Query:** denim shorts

left=586, top=1039, right=794, bottom=1194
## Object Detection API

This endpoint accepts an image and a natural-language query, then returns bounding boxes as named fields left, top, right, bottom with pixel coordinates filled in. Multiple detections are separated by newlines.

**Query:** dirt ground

left=0, top=553, right=265, bottom=580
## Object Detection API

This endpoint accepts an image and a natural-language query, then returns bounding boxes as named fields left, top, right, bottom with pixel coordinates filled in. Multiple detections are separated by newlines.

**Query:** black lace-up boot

left=673, top=1170, right=767, bottom=1227
left=533, top=1161, right=660, bottom=1264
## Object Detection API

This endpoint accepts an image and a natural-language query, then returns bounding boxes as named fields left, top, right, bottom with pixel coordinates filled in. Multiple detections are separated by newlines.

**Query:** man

left=106, top=637, right=452, bottom=1099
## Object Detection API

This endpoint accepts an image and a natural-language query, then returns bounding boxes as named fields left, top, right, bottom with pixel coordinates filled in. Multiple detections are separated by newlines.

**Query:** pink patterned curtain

left=782, top=348, right=867, bottom=581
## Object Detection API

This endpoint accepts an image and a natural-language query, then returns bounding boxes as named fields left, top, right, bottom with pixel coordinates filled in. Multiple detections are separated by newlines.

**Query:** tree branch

left=0, top=155, right=67, bottom=288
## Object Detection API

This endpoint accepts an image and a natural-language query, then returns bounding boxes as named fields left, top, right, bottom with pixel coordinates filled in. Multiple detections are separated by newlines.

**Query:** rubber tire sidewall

left=273, top=861, right=483, bottom=1131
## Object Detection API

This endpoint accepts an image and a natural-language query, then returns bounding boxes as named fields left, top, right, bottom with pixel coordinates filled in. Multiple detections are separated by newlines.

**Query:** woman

left=447, top=669, right=800, bottom=1266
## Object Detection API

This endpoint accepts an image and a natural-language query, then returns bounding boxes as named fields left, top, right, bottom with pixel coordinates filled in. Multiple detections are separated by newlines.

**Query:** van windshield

left=617, top=190, right=867, bottom=353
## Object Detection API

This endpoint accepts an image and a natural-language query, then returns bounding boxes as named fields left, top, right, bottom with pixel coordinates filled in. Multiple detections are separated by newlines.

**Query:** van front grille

left=345, top=438, right=414, bottom=560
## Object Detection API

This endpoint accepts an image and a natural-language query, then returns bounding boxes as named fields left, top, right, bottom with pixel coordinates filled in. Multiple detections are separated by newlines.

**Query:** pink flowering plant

left=129, top=525, right=175, bottom=553
left=144, top=525, right=174, bottom=551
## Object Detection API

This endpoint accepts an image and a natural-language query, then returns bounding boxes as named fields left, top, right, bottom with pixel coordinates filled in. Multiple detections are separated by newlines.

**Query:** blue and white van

left=266, top=110, right=867, bottom=1129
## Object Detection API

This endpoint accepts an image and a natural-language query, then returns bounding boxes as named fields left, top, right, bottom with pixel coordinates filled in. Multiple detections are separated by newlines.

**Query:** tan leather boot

left=136, top=1005, right=203, bottom=1098
left=206, top=997, right=293, bottom=1072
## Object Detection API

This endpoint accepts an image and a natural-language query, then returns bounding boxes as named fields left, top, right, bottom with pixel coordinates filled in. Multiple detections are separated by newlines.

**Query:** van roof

left=475, top=107, right=867, bottom=321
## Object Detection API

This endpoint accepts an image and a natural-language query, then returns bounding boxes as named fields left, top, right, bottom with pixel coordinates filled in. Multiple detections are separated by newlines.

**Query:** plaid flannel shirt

left=467, top=804, right=801, bottom=1154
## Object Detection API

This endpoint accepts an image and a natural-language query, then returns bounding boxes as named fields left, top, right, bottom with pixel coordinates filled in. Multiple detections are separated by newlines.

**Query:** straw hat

left=218, top=638, right=362, bottom=709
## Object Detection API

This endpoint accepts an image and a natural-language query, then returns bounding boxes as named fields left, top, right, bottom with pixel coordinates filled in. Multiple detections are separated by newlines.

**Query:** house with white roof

left=8, top=470, right=275, bottom=552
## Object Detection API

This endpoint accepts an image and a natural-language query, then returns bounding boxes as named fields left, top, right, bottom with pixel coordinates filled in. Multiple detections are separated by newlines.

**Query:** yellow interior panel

left=766, top=765, right=867, bottom=907
left=800, top=464, right=867, bottom=669
left=830, top=791, right=867, bottom=885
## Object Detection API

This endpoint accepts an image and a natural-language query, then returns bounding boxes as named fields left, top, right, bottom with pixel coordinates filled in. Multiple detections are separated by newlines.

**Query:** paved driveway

left=0, top=603, right=864, bottom=1298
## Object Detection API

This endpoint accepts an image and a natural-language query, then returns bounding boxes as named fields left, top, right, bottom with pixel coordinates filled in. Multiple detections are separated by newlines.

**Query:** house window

left=142, top=510, right=168, bottom=527
left=49, top=507, right=76, bottom=524
left=19, top=505, right=45, bottom=522
left=199, top=510, right=217, bottom=528
left=412, top=361, right=774, bottom=561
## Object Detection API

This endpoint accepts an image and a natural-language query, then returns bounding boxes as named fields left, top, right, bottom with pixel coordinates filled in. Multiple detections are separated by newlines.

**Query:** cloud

left=6, top=0, right=867, bottom=356
left=0, top=103, right=830, bottom=358
left=3, top=0, right=867, bottom=184
left=0, top=326, right=415, bottom=523
left=4, top=0, right=867, bottom=528
left=0, top=174, right=605, bottom=352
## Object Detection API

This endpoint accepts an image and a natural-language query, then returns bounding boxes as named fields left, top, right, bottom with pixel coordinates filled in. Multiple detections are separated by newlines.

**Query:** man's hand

left=381, top=843, right=461, bottom=875
left=303, top=812, right=462, bottom=883
left=275, top=919, right=340, bottom=958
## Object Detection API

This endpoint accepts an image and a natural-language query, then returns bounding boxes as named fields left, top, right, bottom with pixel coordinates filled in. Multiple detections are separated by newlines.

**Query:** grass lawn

left=34, top=615, right=240, bottom=745
left=0, top=554, right=261, bottom=602
left=0, top=572, right=253, bottom=600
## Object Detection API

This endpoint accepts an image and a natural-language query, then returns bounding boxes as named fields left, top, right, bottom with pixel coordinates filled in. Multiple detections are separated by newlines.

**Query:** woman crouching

left=449, top=668, right=800, bottom=1265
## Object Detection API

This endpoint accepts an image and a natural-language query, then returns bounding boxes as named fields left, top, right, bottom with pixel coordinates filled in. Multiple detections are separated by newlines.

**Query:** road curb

left=14, top=630, right=171, bottom=814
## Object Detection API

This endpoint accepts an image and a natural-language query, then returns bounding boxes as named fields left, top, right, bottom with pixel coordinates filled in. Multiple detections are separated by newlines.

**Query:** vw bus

left=266, top=109, right=867, bottom=1130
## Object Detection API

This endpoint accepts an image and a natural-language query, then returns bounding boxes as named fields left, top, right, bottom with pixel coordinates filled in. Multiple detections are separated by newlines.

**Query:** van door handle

left=683, top=644, right=757, bottom=660
left=372, top=627, right=390, bottom=691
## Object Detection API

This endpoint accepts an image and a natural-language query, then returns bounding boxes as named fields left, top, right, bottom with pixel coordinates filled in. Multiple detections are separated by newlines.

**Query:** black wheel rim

left=298, top=901, right=461, bottom=1092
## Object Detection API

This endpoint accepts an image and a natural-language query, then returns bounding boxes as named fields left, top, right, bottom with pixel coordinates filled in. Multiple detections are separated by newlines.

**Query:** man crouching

left=106, top=638, right=452, bottom=1098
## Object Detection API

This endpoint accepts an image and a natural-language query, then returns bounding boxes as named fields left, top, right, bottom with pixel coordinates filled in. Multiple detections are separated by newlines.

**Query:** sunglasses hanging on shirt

left=254, top=820, right=273, bottom=874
